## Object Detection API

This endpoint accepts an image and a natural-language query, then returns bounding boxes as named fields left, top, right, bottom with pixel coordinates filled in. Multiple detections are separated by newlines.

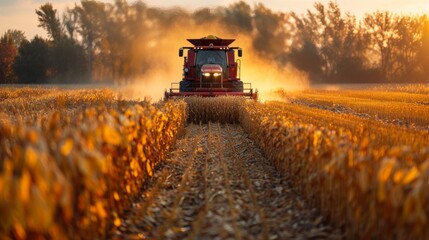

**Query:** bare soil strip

left=112, top=124, right=341, bottom=239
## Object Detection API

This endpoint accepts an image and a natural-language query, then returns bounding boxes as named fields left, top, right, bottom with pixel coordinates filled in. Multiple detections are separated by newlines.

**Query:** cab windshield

left=195, top=50, right=227, bottom=76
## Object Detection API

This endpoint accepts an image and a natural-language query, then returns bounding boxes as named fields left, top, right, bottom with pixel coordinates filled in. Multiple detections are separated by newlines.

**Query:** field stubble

left=281, top=89, right=429, bottom=129
left=114, top=123, right=339, bottom=239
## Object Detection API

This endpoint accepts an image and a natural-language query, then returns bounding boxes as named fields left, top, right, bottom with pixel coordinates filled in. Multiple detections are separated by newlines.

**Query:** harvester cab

left=165, top=35, right=257, bottom=100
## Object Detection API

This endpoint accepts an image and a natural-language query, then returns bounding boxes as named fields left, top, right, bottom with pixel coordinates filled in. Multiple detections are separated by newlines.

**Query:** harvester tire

left=231, top=80, right=244, bottom=92
left=179, top=80, right=192, bottom=92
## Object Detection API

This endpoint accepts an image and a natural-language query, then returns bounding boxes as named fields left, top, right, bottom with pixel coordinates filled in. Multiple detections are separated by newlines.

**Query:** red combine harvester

left=164, top=35, right=257, bottom=100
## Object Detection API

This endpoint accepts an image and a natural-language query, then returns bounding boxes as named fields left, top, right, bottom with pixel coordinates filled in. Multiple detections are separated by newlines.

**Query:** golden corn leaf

left=402, top=167, right=419, bottom=185
left=130, top=159, right=137, bottom=170
left=95, top=201, right=107, bottom=219
left=393, top=170, right=405, bottom=184
left=378, top=158, right=395, bottom=183
left=196, top=147, right=204, bottom=154
left=145, top=120, right=152, bottom=129
left=20, top=170, right=31, bottom=203
left=13, top=224, right=26, bottom=239
left=146, top=161, right=153, bottom=177
left=60, top=138, right=74, bottom=156
left=137, top=143, right=143, bottom=154
left=114, top=192, right=120, bottom=201
left=25, top=146, right=38, bottom=168
left=114, top=217, right=121, bottom=227
left=103, top=126, right=121, bottom=145
left=313, top=130, right=322, bottom=147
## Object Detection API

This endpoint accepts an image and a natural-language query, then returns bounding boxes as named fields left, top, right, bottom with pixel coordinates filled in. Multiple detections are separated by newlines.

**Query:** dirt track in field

left=112, top=123, right=341, bottom=239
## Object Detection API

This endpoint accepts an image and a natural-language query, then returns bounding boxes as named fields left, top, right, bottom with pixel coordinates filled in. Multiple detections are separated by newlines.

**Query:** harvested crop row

left=268, top=101, right=429, bottom=150
left=240, top=100, right=429, bottom=239
left=372, top=84, right=429, bottom=94
left=115, top=122, right=340, bottom=239
left=284, top=90, right=429, bottom=127
left=285, top=89, right=429, bottom=105
left=0, top=88, right=125, bottom=122
left=0, top=100, right=186, bottom=239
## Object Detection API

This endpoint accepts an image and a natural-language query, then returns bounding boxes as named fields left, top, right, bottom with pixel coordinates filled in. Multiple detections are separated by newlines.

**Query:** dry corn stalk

left=239, top=100, right=429, bottom=239
left=185, top=96, right=244, bottom=124
left=0, top=98, right=186, bottom=239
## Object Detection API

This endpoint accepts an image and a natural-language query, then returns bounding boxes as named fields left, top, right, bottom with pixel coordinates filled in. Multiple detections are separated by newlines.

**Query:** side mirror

left=179, top=48, right=183, bottom=57
left=238, top=48, right=242, bottom=57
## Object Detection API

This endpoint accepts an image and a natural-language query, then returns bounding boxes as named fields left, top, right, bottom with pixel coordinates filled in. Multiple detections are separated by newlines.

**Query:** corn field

left=1, top=87, right=429, bottom=239
left=0, top=88, right=187, bottom=239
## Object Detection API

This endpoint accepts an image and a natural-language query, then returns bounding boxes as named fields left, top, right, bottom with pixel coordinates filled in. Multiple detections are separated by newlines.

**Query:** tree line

left=1, top=0, right=428, bottom=84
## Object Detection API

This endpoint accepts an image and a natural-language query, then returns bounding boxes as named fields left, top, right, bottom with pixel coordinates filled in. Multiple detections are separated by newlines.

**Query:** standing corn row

left=0, top=100, right=187, bottom=239
left=185, top=96, right=244, bottom=124
left=240, top=101, right=429, bottom=239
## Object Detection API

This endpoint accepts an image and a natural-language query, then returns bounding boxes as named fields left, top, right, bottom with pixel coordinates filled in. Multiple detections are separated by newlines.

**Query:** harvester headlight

left=203, top=73, right=211, bottom=77
left=184, top=68, right=189, bottom=72
left=213, top=73, right=221, bottom=77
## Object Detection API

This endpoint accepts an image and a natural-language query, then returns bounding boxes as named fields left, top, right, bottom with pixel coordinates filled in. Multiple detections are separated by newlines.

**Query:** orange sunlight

left=122, top=20, right=308, bottom=102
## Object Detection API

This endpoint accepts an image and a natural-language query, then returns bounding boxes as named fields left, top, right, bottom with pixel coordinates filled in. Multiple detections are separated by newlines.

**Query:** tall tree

left=0, top=33, right=18, bottom=83
left=63, top=7, right=79, bottom=39
left=3, top=29, right=26, bottom=49
left=13, top=37, right=51, bottom=83
left=24, top=0, right=427, bottom=84
left=74, top=0, right=108, bottom=80
left=290, top=1, right=370, bottom=82
left=288, top=40, right=324, bottom=82
left=392, top=15, right=425, bottom=81
left=289, top=12, right=324, bottom=81
left=364, top=11, right=397, bottom=81
left=50, top=38, right=88, bottom=83
left=418, top=16, right=429, bottom=82
left=36, top=3, right=64, bottom=42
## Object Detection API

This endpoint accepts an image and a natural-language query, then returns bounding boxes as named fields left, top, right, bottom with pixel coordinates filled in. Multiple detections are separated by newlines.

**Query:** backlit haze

left=1, top=0, right=428, bottom=39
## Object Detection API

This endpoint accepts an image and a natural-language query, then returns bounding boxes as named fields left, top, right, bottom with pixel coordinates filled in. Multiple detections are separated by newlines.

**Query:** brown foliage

left=0, top=39, right=17, bottom=83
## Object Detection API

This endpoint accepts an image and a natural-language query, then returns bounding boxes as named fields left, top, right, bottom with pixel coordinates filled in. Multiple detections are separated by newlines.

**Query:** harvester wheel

left=231, top=80, right=244, bottom=92
left=179, top=80, right=192, bottom=92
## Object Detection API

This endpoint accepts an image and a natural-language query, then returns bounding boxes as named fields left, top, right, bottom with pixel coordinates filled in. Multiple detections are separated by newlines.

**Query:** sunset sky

left=1, top=0, right=428, bottom=39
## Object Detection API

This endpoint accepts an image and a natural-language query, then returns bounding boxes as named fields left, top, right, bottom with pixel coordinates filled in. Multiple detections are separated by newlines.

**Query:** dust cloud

left=236, top=36, right=309, bottom=102
left=123, top=20, right=308, bottom=102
